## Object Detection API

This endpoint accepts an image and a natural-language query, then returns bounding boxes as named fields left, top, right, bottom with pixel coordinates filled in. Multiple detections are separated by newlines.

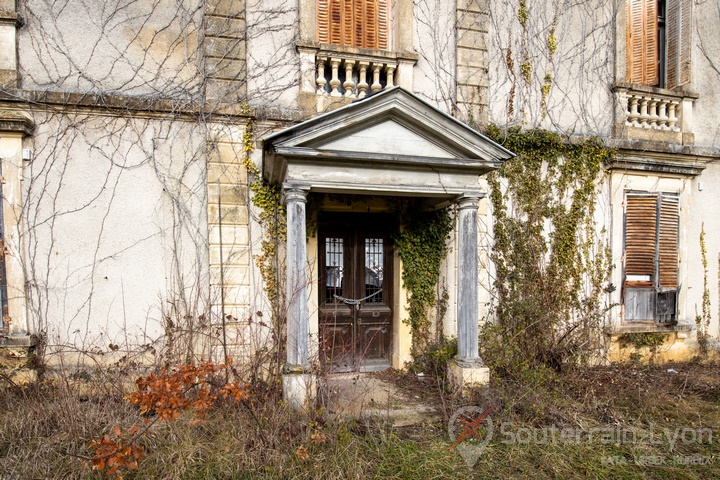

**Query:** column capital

left=282, top=185, right=309, bottom=204
left=455, top=193, right=484, bottom=210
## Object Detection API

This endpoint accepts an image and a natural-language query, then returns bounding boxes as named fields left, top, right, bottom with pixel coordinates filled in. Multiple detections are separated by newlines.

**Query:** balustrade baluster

left=329, top=58, right=341, bottom=97
left=657, top=101, right=668, bottom=130
left=316, top=59, right=327, bottom=95
left=627, top=96, right=640, bottom=127
left=371, top=63, right=382, bottom=93
left=357, top=62, right=369, bottom=98
left=667, top=102, right=679, bottom=131
left=343, top=60, right=356, bottom=98
left=385, top=65, right=395, bottom=88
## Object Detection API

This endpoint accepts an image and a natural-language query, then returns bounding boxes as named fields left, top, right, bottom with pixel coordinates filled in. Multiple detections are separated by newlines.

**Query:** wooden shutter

left=377, top=0, right=389, bottom=50
left=625, top=193, right=679, bottom=289
left=317, top=0, right=390, bottom=50
left=626, top=0, right=658, bottom=85
left=318, top=0, right=330, bottom=43
left=625, top=196, right=658, bottom=285
left=666, top=0, right=692, bottom=89
left=657, top=194, right=679, bottom=289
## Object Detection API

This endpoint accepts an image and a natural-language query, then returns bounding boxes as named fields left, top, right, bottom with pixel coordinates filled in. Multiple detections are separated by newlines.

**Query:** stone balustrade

left=316, top=56, right=397, bottom=98
left=296, top=41, right=418, bottom=111
left=623, top=91, right=681, bottom=132
left=612, top=82, right=698, bottom=143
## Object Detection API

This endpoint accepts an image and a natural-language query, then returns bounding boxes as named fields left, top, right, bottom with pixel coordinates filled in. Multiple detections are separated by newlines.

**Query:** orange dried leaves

left=89, top=361, right=248, bottom=478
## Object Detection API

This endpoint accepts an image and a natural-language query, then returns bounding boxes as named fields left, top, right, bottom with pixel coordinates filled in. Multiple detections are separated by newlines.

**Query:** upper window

left=623, top=193, right=679, bottom=324
left=317, top=0, right=390, bottom=50
left=626, top=0, right=691, bottom=89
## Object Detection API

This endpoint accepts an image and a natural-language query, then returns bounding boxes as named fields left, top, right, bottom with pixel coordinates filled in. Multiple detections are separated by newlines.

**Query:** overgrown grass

left=1, top=361, right=719, bottom=479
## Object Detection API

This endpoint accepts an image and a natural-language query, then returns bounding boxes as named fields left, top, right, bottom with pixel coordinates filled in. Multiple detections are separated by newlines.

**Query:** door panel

left=319, top=214, right=393, bottom=372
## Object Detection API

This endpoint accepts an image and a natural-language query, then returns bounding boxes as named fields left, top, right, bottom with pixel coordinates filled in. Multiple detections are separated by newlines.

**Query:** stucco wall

left=686, top=163, right=720, bottom=342
left=22, top=112, right=209, bottom=355
left=691, top=0, right=720, bottom=148
left=17, top=0, right=204, bottom=97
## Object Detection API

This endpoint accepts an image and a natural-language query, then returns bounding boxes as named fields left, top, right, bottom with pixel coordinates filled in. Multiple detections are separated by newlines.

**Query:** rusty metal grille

left=325, top=237, right=344, bottom=303
left=364, top=238, right=383, bottom=303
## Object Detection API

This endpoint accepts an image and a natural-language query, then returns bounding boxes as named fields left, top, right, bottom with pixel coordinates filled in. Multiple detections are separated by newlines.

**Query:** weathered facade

left=1, top=0, right=719, bottom=403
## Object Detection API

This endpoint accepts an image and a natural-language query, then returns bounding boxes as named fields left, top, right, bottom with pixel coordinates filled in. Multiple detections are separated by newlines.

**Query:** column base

left=448, top=360, right=489, bottom=393
left=282, top=372, right=316, bottom=411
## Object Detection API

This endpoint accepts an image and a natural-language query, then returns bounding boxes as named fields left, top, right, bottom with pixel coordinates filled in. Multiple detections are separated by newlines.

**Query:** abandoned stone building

left=0, top=0, right=719, bottom=405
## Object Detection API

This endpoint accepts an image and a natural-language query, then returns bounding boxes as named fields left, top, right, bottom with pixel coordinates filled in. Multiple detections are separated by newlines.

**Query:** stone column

left=282, top=186, right=315, bottom=409
left=456, top=196, right=480, bottom=362
left=449, top=194, right=489, bottom=390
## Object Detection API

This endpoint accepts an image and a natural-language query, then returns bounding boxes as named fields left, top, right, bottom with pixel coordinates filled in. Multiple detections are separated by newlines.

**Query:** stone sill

left=612, top=81, right=699, bottom=100
left=0, top=334, right=39, bottom=347
left=0, top=334, right=38, bottom=361
left=296, top=40, right=419, bottom=63
left=604, top=323, right=694, bottom=335
left=0, top=10, right=23, bottom=27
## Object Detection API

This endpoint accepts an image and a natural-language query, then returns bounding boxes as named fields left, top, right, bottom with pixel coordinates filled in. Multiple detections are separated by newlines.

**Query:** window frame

left=622, top=191, right=679, bottom=325
left=625, top=0, right=692, bottom=90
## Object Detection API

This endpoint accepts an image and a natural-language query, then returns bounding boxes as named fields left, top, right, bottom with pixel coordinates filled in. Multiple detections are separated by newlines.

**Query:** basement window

left=623, top=192, right=679, bottom=325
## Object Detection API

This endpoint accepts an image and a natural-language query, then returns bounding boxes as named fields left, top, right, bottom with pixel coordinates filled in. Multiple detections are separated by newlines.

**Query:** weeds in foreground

left=84, top=361, right=247, bottom=479
left=1, top=360, right=719, bottom=479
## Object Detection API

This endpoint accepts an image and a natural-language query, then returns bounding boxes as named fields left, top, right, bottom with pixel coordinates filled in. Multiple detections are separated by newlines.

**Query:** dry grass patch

left=0, top=361, right=719, bottom=479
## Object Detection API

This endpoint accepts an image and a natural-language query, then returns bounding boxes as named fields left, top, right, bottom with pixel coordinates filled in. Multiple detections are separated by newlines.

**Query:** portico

left=262, top=87, right=514, bottom=408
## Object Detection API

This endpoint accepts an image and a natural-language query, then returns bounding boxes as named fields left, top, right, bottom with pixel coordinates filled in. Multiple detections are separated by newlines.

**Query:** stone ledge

left=603, top=323, right=694, bottom=335
left=0, top=112, right=34, bottom=135
left=608, top=154, right=706, bottom=176
left=612, top=81, right=699, bottom=100
left=0, top=335, right=39, bottom=369
left=295, top=40, right=419, bottom=63
left=0, top=10, right=23, bottom=27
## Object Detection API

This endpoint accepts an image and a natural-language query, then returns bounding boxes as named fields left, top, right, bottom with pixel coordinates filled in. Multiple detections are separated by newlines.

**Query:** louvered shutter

left=317, top=0, right=330, bottom=43
left=625, top=195, right=658, bottom=285
left=342, top=0, right=354, bottom=46
left=679, top=0, right=691, bottom=85
left=625, top=194, right=679, bottom=288
left=317, top=0, right=390, bottom=50
left=626, top=0, right=658, bottom=86
left=657, top=194, right=679, bottom=289
left=666, top=0, right=692, bottom=88
left=377, top=0, right=389, bottom=49
left=363, top=0, right=377, bottom=49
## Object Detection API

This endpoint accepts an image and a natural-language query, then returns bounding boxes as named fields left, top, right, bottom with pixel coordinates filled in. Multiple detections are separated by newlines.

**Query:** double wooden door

left=319, top=214, right=393, bottom=372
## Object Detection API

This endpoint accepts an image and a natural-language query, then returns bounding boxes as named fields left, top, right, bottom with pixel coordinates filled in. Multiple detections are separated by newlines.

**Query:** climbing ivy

left=697, top=224, right=711, bottom=353
left=484, top=126, right=613, bottom=372
left=617, top=332, right=668, bottom=360
left=393, top=203, right=454, bottom=356
left=241, top=119, right=287, bottom=368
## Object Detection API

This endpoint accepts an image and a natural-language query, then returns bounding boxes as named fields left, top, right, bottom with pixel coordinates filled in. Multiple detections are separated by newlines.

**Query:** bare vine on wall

left=3, top=0, right=299, bottom=367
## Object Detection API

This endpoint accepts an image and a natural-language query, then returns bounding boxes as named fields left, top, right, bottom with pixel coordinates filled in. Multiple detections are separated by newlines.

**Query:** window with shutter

left=623, top=193, right=679, bottom=324
left=317, top=0, right=390, bottom=50
left=626, top=0, right=691, bottom=88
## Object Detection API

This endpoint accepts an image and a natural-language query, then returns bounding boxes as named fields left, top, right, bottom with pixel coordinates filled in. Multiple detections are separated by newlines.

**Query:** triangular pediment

left=262, top=87, right=514, bottom=197
left=318, top=119, right=456, bottom=158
